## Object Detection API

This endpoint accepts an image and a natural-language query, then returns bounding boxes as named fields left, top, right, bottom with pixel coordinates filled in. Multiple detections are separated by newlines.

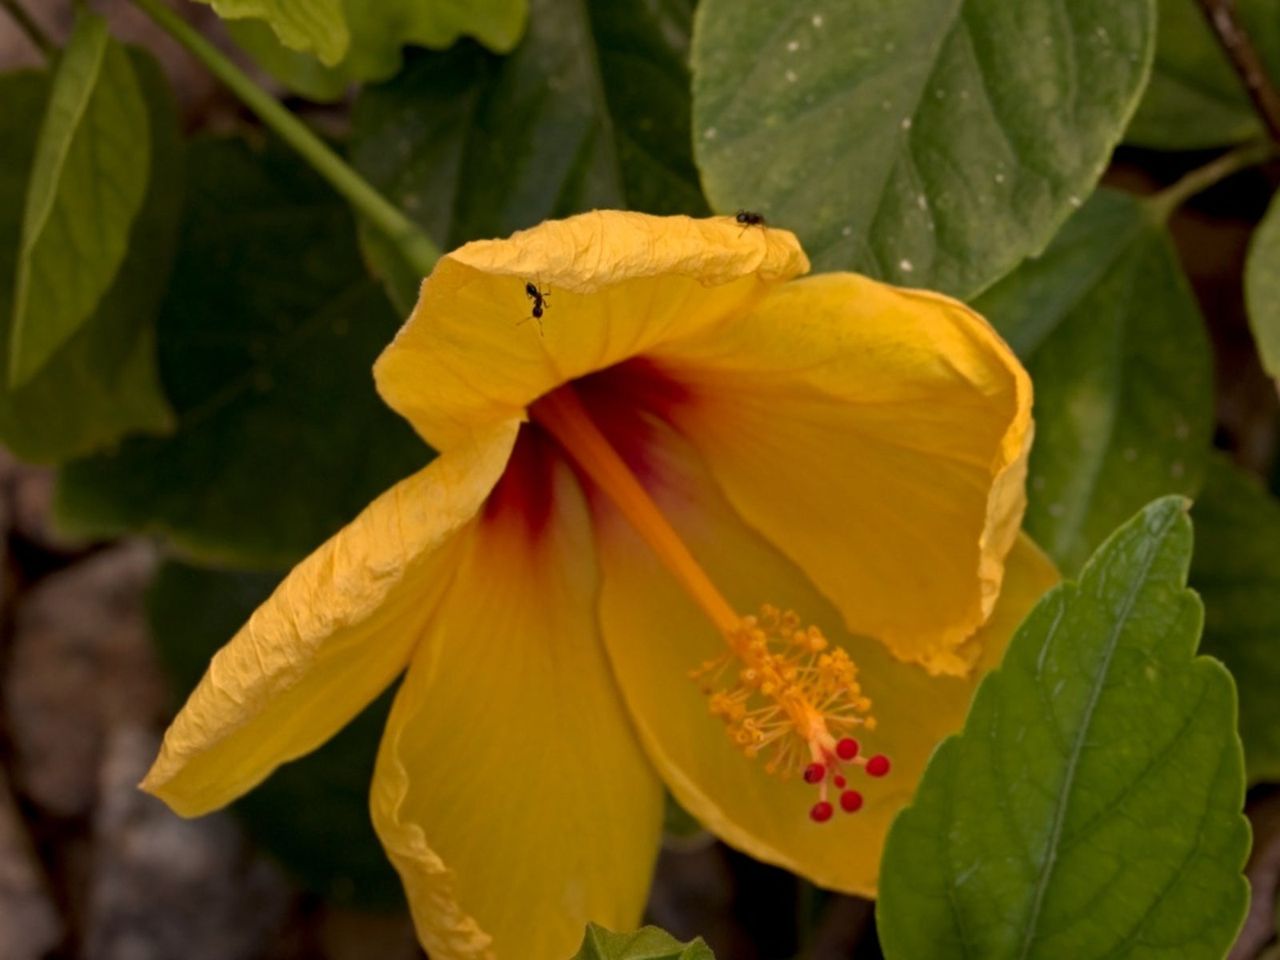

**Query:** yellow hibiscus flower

left=142, top=211, right=1056, bottom=959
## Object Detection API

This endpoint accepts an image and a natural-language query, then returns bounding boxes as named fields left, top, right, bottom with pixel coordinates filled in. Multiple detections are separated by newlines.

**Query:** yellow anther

left=694, top=603, right=876, bottom=780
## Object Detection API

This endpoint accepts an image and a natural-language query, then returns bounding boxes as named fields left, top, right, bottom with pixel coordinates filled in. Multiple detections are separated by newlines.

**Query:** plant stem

left=1146, top=139, right=1276, bottom=222
left=1197, top=0, right=1280, bottom=143
left=128, top=0, right=439, bottom=277
left=2, top=0, right=55, bottom=59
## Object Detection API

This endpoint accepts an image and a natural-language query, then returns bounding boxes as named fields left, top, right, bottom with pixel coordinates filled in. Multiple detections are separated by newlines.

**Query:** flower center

left=530, top=383, right=889, bottom=822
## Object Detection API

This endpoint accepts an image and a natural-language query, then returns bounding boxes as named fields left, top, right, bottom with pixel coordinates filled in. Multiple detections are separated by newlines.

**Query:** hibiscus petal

left=374, top=211, right=809, bottom=453
left=142, top=420, right=520, bottom=816
left=594, top=423, right=1055, bottom=896
left=370, top=444, right=663, bottom=960
left=651, top=273, right=1032, bottom=674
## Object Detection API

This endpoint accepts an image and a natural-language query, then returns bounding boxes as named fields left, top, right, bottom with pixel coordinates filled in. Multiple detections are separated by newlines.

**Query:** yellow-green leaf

left=1246, top=187, right=1280, bottom=381
left=194, top=0, right=349, bottom=65
left=571, top=924, right=714, bottom=960
left=225, top=0, right=527, bottom=101
left=9, top=13, right=150, bottom=388
left=0, top=53, right=178, bottom=463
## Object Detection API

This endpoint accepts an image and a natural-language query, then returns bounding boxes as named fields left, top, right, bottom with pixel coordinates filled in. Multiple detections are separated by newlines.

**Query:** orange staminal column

left=530, top=383, right=889, bottom=821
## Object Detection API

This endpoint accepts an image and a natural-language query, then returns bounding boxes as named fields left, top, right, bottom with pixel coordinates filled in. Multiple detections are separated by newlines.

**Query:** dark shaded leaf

left=1191, top=454, right=1280, bottom=784
left=1126, top=0, right=1279, bottom=149
left=351, top=0, right=705, bottom=307
left=54, top=138, right=427, bottom=567
left=974, top=189, right=1212, bottom=573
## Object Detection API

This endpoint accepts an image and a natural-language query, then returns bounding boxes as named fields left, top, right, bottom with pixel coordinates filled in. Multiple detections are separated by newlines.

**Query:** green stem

left=1146, top=139, right=1276, bottom=222
left=129, top=0, right=439, bottom=277
left=2, top=0, right=55, bottom=58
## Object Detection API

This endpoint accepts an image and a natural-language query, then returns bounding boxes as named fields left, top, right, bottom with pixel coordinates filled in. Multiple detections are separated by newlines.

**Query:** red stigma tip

left=803, top=762, right=826, bottom=784
left=836, top=737, right=860, bottom=760
left=840, top=789, right=864, bottom=813
left=834, top=775, right=847, bottom=788
left=810, top=801, right=834, bottom=823
left=866, top=754, right=890, bottom=777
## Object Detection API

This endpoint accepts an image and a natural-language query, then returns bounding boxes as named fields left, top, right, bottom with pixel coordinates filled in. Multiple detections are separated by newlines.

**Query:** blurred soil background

left=1, top=4, right=1280, bottom=959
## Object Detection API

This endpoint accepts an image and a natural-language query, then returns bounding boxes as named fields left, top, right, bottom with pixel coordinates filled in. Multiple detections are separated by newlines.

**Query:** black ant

left=522, top=281, right=550, bottom=333
left=736, top=209, right=766, bottom=236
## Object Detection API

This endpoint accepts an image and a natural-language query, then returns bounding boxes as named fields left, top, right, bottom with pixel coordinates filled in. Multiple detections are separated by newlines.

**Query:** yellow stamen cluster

left=690, top=604, right=875, bottom=778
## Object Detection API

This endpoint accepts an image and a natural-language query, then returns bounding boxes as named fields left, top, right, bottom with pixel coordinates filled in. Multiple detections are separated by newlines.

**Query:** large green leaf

left=571, top=924, right=714, bottom=960
left=878, top=498, right=1249, bottom=960
left=226, top=0, right=528, bottom=102
left=1191, top=454, right=1280, bottom=784
left=194, top=0, right=349, bottom=65
left=974, top=189, right=1212, bottom=573
left=1246, top=187, right=1280, bottom=380
left=147, top=560, right=402, bottom=906
left=53, top=138, right=427, bottom=568
left=691, top=0, right=1155, bottom=298
left=9, top=13, right=151, bottom=388
left=350, top=0, right=706, bottom=310
left=1126, top=0, right=1280, bottom=149
left=0, top=55, right=178, bottom=463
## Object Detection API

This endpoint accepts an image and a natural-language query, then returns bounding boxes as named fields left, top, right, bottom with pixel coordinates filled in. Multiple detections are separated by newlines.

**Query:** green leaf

left=147, top=560, right=403, bottom=906
left=1247, top=187, right=1280, bottom=380
left=1191, top=454, right=1280, bottom=784
left=0, top=55, right=178, bottom=463
left=350, top=0, right=706, bottom=306
left=9, top=13, right=151, bottom=388
left=53, top=137, right=427, bottom=568
left=878, top=497, right=1250, bottom=960
left=225, top=0, right=528, bottom=102
left=696, top=0, right=1157, bottom=299
left=691, top=0, right=1155, bottom=298
left=571, top=923, right=715, bottom=960
left=1126, top=0, right=1278, bottom=149
left=973, top=189, right=1212, bottom=573
left=193, top=0, right=349, bottom=66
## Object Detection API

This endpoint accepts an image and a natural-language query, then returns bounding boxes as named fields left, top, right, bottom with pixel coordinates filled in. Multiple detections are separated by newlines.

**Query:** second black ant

left=736, top=209, right=766, bottom=235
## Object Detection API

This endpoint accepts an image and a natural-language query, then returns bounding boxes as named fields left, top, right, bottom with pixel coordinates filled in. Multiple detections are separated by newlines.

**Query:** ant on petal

left=521, top=281, right=550, bottom=334
left=736, top=209, right=766, bottom=236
